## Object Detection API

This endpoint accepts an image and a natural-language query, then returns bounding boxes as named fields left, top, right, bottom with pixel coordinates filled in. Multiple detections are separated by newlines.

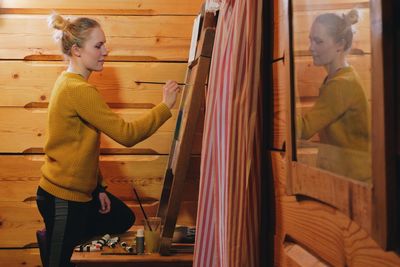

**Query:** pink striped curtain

left=193, top=0, right=262, bottom=266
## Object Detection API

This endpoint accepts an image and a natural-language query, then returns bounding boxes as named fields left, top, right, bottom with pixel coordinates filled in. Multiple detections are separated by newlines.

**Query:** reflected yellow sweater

left=40, top=72, right=172, bottom=202
left=298, top=66, right=369, bottom=151
left=297, top=66, right=371, bottom=181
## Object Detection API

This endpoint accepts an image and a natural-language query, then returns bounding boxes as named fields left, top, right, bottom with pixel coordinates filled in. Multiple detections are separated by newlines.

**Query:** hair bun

left=47, top=12, right=69, bottom=31
left=344, top=9, right=359, bottom=25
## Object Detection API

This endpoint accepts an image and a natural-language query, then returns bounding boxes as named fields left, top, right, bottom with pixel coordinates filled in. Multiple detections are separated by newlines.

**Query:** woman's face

left=309, top=22, right=342, bottom=67
left=79, top=27, right=108, bottom=72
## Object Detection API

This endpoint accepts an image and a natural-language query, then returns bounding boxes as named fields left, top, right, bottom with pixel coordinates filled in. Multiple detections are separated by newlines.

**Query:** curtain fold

left=193, top=0, right=262, bottom=266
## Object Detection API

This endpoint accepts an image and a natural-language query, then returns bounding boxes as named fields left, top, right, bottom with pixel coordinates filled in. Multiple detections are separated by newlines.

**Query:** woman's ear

left=71, top=44, right=81, bottom=57
left=336, top=39, right=346, bottom=52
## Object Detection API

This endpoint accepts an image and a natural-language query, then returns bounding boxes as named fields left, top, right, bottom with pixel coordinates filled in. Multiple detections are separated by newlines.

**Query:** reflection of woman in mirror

left=297, top=9, right=371, bottom=182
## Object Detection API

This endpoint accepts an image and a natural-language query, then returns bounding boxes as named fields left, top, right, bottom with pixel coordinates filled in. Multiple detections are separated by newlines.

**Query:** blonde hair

left=47, top=13, right=100, bottom=56
left=314, top=9, right=359, bottom=51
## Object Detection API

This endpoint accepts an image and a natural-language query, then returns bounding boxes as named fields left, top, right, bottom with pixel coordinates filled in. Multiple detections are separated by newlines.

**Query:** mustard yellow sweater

left=40, top=72, right=172, bottom=202
left=298, top=66, right=369, bottom=150
left=297, top=66, right=371, bottom=181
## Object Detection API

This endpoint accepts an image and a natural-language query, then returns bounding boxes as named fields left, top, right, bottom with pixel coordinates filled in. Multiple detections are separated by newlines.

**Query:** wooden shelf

left=71, top=231, right=193, bottom=267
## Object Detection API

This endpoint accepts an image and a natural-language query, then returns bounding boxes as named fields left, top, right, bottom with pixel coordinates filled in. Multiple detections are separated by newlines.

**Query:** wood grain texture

left=271, top=0, right=289, bottom=151
left=0, top=108, right=177, bottom=153
left=272, top=61, right=287, bottom=150
left=100, top=155, right=200, bottom=203
left=284, top=242, right=329, bottom=267
left=0, top=14, right=195, bottom=61
left=0, top=153, right=200, bottom=247
left=273, top=0, right=287, bottom=60
left=72, top=249, right=192, bottom=267
left=0, top=200, right=196, bottom=248
left=292, top=8, right=371, bottom=54
left=0, top=155, right=200, bottom=202
left=0, top=248, right=41, bottom=267
left=0, top=107, right=203, bottom=154
left=0, top=0, right=203, bottom=15
left=370, top=0, right=392, bottom=249
left=294, top=55, right=371, bottom=101
left=293, top=1, right=369, bottom=12
left=272, top=151, right=400, bottom=267
left=159, top=55, right=212, bottom=255
left=0, top=202, right=44, bottom=248
left=0, top=61, right=186, bottom=107
left=291, top=162, right=372, bottom=232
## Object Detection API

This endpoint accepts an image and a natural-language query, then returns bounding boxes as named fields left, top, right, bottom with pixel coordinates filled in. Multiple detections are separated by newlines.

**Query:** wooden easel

left=156, top=10, right=218, bottom=255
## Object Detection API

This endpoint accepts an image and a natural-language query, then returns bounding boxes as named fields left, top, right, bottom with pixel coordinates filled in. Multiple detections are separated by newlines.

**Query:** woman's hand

left=162, top=80, right=180, bottom=109
left=98, top=192, right=111, bottom=214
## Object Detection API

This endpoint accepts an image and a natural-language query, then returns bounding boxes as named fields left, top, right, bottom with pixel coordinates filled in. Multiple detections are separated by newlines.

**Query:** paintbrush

left=133, top=187, right=153, bottom=232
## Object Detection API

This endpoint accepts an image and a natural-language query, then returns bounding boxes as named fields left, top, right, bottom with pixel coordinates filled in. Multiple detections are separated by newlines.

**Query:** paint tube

left=97, top=234, right=111, bottom=246
left=107, top=236, right=120, bottom=248
left=74, top=244, right=101, bottom=252
left=136, top=229, right=144, bottom=255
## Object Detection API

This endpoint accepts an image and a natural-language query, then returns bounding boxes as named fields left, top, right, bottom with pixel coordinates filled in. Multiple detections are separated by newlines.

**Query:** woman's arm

left=298, top=79, right=356, bottom=139
left=68, top=84, right=172, bottom=147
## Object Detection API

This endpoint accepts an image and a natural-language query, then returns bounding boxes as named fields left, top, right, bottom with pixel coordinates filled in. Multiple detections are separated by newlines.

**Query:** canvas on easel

left=156, top=9, right=218, bottom=255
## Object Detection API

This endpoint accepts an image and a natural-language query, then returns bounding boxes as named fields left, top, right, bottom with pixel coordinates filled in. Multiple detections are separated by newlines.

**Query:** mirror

left=292, top=2, right=372, bottom=183
left=287, top=0, right=398, bottom=250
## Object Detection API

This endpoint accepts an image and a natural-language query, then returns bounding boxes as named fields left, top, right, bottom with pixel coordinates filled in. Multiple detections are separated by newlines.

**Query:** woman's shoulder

left=327, top=67, right=363, bottom=89
left=51, top=72, right=99, bottom=105
left=62, top=72, right=91, bottom=86
left=56, top=72, right=97, bottom=93
left=334, top=66, right=361, bottom=81
left=325, top=66, right=367, bottom=102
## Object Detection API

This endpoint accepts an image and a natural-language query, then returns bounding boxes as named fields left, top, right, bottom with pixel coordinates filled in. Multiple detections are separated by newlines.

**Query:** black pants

left=36, top=186, right=135, bottom=267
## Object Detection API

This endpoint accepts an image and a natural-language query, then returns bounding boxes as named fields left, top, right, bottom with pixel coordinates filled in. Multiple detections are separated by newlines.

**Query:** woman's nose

left=309, top=42, right=314, bottom=52
left=102, top=45, right=109, bottom=56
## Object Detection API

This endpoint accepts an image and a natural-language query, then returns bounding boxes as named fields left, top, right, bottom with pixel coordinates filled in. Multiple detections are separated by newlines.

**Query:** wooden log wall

left=0, top=0, right=203, bottom=266
left=272, top=0, right=400, bottom=266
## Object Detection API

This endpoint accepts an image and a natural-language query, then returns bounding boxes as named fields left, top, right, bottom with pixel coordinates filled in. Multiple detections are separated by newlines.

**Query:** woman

left=297, top=9, right=371, bottom=181
left=36, top=13, right=180, bottom=266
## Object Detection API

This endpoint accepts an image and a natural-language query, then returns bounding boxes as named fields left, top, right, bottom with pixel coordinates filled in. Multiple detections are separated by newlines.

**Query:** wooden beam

left=272, top=60, right=287, bottom=150
left=0, top=61, right=186, bottom=107
left=0, top=15, right=195, bottom=61
left=0, top=107, right=204, bottom=154
left=0, top=155, right=200, bottom=202
left=0, top=0, right=203, bottom=15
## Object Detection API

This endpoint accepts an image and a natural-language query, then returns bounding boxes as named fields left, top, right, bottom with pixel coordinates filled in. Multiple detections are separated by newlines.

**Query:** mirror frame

left=285, top=0, right=397, bottom=250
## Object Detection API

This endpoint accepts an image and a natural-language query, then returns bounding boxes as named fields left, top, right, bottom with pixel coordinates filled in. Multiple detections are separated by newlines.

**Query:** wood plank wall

left=272, top=0, right=400, bottom=266
left=0, top=1, right=203, bottom=266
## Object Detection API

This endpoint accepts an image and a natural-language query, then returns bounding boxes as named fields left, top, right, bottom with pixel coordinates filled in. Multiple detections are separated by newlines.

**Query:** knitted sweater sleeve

left=297, top=79, right=356, bottom=140
left=68, top=83, right=172, bottom=147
